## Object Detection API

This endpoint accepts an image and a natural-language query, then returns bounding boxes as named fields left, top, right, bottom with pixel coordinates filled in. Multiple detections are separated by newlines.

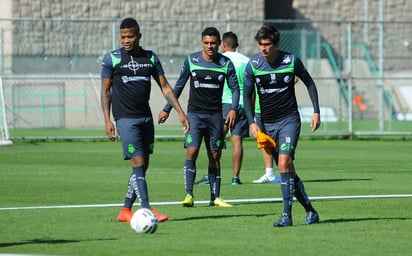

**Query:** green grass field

left=1, top=139, right=411, bottom=256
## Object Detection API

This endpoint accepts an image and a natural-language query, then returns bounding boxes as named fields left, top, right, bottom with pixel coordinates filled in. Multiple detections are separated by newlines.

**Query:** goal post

left=0, top=75, right=12, bottom=146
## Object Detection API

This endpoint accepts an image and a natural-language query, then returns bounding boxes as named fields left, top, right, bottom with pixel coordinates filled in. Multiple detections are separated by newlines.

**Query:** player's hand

left=249, top=123, right=260, bottom=138
left=225, top=109, right=237, bottom=129
left=310, top=113, right=321, bottom=132
left=158, top=111, right=169, bottom=124
left=105, top=121, right=116, bottom=142
left=179, top=114, right=190, bottom=134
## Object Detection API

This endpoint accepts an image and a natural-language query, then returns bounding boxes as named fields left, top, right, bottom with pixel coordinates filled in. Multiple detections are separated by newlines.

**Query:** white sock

left=265, top=168, right=275, bottom=177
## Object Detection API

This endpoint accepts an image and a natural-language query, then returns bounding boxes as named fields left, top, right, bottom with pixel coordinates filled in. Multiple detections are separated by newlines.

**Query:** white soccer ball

left=130, top=208, right=158, bottom=234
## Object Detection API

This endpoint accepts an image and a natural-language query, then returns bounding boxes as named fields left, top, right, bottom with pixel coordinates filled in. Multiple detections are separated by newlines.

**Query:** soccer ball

left=130, top=208, right=158, bottom=234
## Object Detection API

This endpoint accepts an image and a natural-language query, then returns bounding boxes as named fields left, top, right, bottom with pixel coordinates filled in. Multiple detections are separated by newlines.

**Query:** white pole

left=378, top=0, right=384, bottom=131
left=348, top=23, right=353, bottom=136
left=0, top=76, right=13, bottom=145
left=363, top=0, right=369, bottom=44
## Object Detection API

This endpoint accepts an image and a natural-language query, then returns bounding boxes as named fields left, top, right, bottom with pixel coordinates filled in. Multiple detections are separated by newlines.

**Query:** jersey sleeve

left=243, top=61, right=256, bottom=124
left=101, top=53, right=113, bottom=78
left=226, top=60, right=240, bottom=110
left=295, top=57, right=320, bottom=114
left=152, top=52, right=165, bottom=76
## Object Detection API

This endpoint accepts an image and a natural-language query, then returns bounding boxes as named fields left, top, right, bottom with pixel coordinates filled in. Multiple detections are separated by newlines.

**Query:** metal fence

left=1, top=18, right=411, bottom=140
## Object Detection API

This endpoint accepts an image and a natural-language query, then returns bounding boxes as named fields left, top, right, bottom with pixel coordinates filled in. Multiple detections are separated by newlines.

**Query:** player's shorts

left=263, top=112, right=301, bottom=159
left=222, top=104, right=249, bottom=138
left=116, top=117, right=154, bottom=160
left=185, top=112, right=224, bottom=151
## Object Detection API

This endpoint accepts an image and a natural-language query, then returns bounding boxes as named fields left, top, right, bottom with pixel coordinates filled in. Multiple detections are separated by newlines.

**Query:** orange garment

left=256, top=131, right=276, bottom=149
left=352, top=95, right=363, bottom=105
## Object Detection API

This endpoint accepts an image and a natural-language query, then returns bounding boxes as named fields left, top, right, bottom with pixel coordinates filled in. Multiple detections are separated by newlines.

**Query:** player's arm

left=295, top=57, right=321, bottom=132
left=243, top=62, right=260, bottom=138
left=154, top=73, right=189, bottom=133
left=101, top=77, right=116, bottom=141
left=100, top=54, right=116, bottom=141
left=161, top=58, right=190, bottom=116
left=225, top=60, right=240, bottom=128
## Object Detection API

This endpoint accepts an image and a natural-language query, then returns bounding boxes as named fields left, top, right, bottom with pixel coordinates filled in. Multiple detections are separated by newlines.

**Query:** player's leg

left=253, top=113, right=278, bottom=183
left=207, top=112, right=232, bottom=207
left=230, top=135, right=243, bottom=184
left=182, top=113, right=203, bottom=207
left=230, top=108, right=249, bottom=185
left=253, top=147, right=279, bottom=183
left=290, top=162, right=319, bottom=224
left=116, top=118, right=151, bottom=222
left=269, top=114, right=300, bottom=227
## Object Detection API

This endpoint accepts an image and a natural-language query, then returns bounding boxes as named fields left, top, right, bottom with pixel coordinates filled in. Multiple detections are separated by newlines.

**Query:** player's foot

left=182, top=194, right=194, bottom=207
left=117, top=207, right=133, bottom=222
left=304, top=211, right=319, bottom=225
left=253, top=174, right=280, bottom=184
left=231, top=177, right=242, bottom=185
left=273, top=213, right=293, bottom=227
left=210, top=198, right=233, bottom=207
left=150, top=208, right=169, bottom=222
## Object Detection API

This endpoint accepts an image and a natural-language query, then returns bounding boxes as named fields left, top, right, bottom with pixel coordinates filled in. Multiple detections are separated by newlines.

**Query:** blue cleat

left=304, top=211, right=320, bottom=225
left=274, top=213, right=293, bottom=227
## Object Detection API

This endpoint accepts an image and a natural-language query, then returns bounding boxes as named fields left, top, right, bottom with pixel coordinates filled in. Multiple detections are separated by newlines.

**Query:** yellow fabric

left=256, top=131, right=276, bottom=149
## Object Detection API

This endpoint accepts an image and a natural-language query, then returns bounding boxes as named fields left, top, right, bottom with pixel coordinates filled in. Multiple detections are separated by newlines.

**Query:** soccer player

left=158, top=27, right=240, bottom=207
left=221, top=31, right=250, bottom=185
left=243, top=24, right=321, bottom=227
left=101, top=18, right=189, bottom=223
left=252, top=78, right=302, bottom=184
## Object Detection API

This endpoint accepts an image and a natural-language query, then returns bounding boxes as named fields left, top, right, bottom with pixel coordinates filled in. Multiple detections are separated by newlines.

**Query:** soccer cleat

left=253, top=174, right=280, bottom=184
left=304, top=211, right=320, bottom=225
left=231, top=177, right=242, bottom=185
left=273, top=213, right=293, bottom=227
left=150, top=208, right=169, bottom=222
left=210, top=198, right=233, bottom=207
left=117, top=207, right=133, bottom=223
left=182, top=194, right=194, bottom=207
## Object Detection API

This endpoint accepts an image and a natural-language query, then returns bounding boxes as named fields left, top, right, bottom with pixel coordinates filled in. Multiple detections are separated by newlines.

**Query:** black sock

left=208, top=167, right=220, bottom=201
left=131, top=166, right=150, bottom=209
left=280, top=172, right=294, bottom=216
left=184, top=159, right=196, bottom=196
left=294, top=175, right=315, bottom=212
left=123, top=173, right=137, bottom=209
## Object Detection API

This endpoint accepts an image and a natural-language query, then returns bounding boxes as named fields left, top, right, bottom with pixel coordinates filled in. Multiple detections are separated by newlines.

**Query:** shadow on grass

left=305, top=178, right=372, bottom=183
left=172, top=213, right=272, bottom=221
left=0, top=238, right=116, bottom=248
left=322, top=217, right=412, bottom=224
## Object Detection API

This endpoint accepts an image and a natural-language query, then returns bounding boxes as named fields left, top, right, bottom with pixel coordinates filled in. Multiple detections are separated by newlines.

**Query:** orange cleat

left=117, top=207, right=133, bottom=222
left=150, top=208, right=169, bottom=222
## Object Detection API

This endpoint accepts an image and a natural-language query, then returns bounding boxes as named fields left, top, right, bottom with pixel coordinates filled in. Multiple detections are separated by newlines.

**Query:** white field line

left=1, top=194, right=412, bottom=211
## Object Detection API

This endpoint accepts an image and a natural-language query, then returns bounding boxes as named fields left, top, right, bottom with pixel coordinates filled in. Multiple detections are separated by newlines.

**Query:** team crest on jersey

left=218, top=74, right=225, bottom=81
left=282, top=55, right=292, bottom=64
left=284, top=75, right=292, bottom=83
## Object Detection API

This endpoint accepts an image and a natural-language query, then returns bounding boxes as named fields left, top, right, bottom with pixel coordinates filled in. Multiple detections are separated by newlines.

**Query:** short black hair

left=222, top=31, right=239, bottom=49
left=254, top=24, right=280, bottom=45
left=120, top=17, right=140, bottom=34
left=202, top=27, right=221, bottom=41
